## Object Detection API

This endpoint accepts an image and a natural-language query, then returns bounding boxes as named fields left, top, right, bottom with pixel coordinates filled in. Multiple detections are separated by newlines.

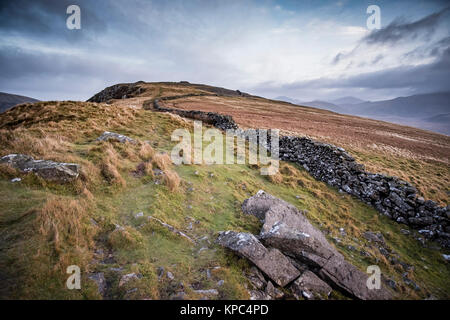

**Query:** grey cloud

left=256, top=46, right=450, bottom=98
left=0, top=0, right=107, bottom=42
left=362, top=7, right=450, bottom=46
left=332, top=7, right=450, bottom=66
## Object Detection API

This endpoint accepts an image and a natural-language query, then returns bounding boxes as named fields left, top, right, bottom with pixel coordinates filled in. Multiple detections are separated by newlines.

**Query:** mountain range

left=0, top=92, right=39, bottom=113
left=276, top=92, right=450, bottom=135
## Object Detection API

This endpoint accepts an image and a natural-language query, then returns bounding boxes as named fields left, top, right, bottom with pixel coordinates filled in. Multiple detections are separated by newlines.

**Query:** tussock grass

left=36, top=196, right=96, bottom=269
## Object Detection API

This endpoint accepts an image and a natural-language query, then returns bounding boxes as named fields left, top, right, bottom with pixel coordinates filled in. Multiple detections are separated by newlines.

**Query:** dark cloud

left=0, top=0, right=107, bottom=42
left=332, top=7, right=450, bottom=66
left=362, top=6, right=450, bottom=46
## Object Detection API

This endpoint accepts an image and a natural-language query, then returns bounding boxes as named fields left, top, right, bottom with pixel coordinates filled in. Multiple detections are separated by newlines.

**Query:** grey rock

left=242, top=191, right=392, bottom=300
left=216, top=230, right=300, bottom=287
left=193, top=289, right=219, bottom=296
left=291, top=270, right=332, bottom=300
left=88, top=272, right=107, bottom=296
left=242, top=190, right=338, bottom=268
left=246, top=266, right=267, bottom=290
left=0, top=154, right=80, bottom=183
left=249, top=290, right=271, bottom=300
left=119, top=273, right=140, bottom=287
left=166, top=271, right=175, bottom=280
left=265, top=281, right=284, bottom=299
left=96, top=131, right=135, bottom=144
left=363, top=231, right=385, bottom=245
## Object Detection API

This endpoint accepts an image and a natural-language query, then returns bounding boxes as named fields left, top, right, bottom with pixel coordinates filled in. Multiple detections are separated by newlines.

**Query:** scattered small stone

left=198, top=247, right=208, bottom=254
left=169, top=292, right=186, bottom=300
left=134, top=211, right=144, bottom=218
left=443, top=254, right=450, bottom=261
left=217, top=280, right=225, bottom=286
left=109, top=267, right=123, bottom=272
left=400, top=229, right=411, bottom=235
left=11, top=177, right=21, bottom=183
left=96, top=131, right=135, bottom=144
left=363, top=231, right=385, bottom=244
left=166, top=271, right=175, bottom=280
left=385, top=279, right=397, bottom=291
left=119, top=273, right=140, bottom=287
left=88, top=272, right=106, bottom=296
left=157, top=267, right=165, bottom=279
left=193, top=289, right=219, bottom=296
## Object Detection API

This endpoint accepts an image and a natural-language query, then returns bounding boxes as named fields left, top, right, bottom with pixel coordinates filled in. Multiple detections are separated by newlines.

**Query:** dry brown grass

left=36, top=196, right=96, bottom=269
left=152, top=153, right=172, bottom=171
left=139, top=142, right=155, bottom=161
left=163, top=169, right=181, bottom=192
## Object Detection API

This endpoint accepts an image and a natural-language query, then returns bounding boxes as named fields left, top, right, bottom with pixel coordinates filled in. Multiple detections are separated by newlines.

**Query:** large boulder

left=0, top=154, right=79, bottom=183
left=216, top=231, right=300, bottom=287
left=242, top=190, right=340, bottom=268
left=242, top=191, right=392, bottom=300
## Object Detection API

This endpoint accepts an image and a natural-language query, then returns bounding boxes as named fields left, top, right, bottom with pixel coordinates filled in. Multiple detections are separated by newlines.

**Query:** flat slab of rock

left=291, top=270, right=332, bottom=300
left=0, top=154, right=79, bottom=183
left=319, top=254, right=391, bottom=300
left=216, top=231, right=300, bottom=287
left=96, top=131, right=135, bottom=144
left=242, top=190, right=392, bottom=300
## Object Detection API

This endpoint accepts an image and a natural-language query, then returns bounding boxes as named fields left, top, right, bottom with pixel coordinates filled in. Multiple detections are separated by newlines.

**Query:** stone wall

left=278, top=136, right=449, bottom=247
left=148, top=97, right=238, bottom=131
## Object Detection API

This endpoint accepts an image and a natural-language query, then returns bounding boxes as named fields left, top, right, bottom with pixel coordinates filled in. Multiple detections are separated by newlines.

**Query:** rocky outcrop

left=0, top=154, right=80, bottom=183
left=243, top=190, right=392, bottom=300
left=87, top=82, right=146, bottom=102
left=218, top=191, right=393, bottom=300
left=216, top=231, right=300, bottom=287
left=96, top=131, right=136, bottom=144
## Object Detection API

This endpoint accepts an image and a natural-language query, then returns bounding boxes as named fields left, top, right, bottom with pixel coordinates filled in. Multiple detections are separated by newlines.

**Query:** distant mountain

left=0, top=92, right=39, bottom=113
left=274, top=96, right=300, bottom=105
left=344, top=92, right=450, bottom=119
left=297, top=100, right=346, bottom=113
left=274, top=96, right=346, bottom=113
left=275, top=92, right=450, bottom=135
left=331, top=96, right=366, bottom=105
left=424, top=113, right=450, bottom=123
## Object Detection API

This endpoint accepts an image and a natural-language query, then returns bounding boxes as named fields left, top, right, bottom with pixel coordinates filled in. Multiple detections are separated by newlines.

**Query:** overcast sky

left=0, top=0, right=449, bottom=101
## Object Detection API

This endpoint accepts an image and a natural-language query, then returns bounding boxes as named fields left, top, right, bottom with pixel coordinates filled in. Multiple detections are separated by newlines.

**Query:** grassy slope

left=0, top=99, right=449, bottom=300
